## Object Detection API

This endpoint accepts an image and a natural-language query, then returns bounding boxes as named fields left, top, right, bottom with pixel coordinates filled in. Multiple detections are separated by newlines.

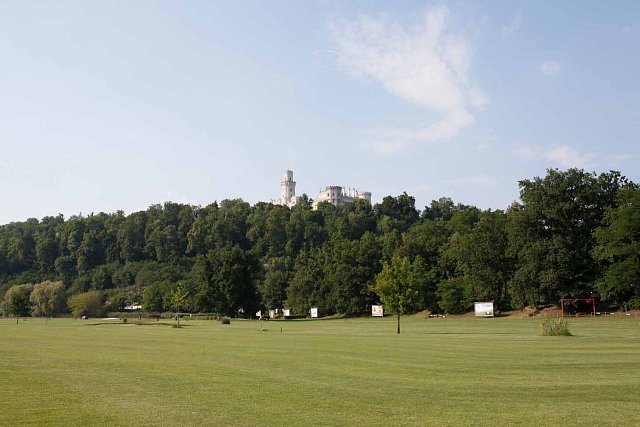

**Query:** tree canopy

left=0, top=168, right=637, bottom=318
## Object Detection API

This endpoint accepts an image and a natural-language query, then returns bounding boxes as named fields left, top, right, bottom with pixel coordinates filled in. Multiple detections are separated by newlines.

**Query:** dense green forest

left=2, top=168, right=639, bottom=317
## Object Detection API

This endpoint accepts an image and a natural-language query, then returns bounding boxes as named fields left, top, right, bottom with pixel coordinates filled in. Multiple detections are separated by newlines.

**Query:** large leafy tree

left=375, top=192, right=420, bottom=234
left=508, top=168, right=628, bottom=307
left=403, top=220, right=451, bottom=312
left=592, top=186, right=640, bottom=306
left=286, top=248, right=327, bottom=315
left=34, top=215, right=64, bottom=273
left=373, top=255, right=424, bottom=334
left=67, top=290, right=103, bottom=318
left=142, top=284, right=165, bottom=312
left=193, top=245, right=259, bottom=316
left=444, top=211, right=514, bottom=310
left=3, top=284, right=34, bottom=319
left=4, top=221, right=37, bottom=273
left=259, top=259, right=291, bottom=311
left=117, top=212, right=147, bottom=262
left=324, top=233, right=381, bottom=315
left=30, top=280, right=66, bottom=317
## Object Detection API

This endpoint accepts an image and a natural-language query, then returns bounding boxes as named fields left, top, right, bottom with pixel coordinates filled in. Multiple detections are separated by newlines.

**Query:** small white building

left=312, top=186, right=371, bottom=209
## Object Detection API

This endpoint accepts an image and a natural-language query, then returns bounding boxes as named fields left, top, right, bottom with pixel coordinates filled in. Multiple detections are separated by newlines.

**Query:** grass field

left=1, top=315, right=639, bottom=426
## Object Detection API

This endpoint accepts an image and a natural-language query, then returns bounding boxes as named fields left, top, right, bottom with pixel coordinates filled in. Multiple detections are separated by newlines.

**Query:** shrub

left=541, top=316, right=572, bottom=336
left=220, top=318, right=230, bottom=325
left=3, top=284, right=34, bottom=317
left=628, top=297, right=640, bottom=311
left=68, top=290, right=103, bottom=318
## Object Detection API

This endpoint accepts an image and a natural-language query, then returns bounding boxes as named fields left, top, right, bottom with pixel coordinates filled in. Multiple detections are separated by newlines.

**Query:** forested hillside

left=2, top=168, right=639, bottom=317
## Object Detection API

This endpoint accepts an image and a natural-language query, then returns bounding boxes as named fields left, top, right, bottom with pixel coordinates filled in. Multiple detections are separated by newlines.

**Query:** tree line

left=1, top=168, right=639, bottom=318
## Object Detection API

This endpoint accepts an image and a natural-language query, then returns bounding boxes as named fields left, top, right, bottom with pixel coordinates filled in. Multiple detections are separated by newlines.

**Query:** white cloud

left=513, top=144, right=594, bottom=169
left=501, top=5, right=524, bottom=37
left=515, top=144, right=634, bottom=170
left=329, top=6, right=485, bottom=152
left=607, top=154, right=633, bottom=168
left=545, top=145, right=593, bottom=169
left=540, top=61, right=562, bottom=76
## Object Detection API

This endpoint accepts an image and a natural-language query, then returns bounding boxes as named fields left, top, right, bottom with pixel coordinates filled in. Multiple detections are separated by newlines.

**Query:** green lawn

left=1, top=315, right=639, bottom=426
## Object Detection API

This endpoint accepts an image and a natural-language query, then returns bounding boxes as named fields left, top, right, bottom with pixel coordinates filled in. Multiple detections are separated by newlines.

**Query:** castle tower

left=356, top=191, right=372, bottom=204
left=280, top=170, right=296, bottom=207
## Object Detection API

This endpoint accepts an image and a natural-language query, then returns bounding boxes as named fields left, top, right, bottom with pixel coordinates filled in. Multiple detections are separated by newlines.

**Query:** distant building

left=274, top=169, right=371, bottom=209
left=277, top=170, right=297, bottom=208
left=312, top=186, right=371, bottom=209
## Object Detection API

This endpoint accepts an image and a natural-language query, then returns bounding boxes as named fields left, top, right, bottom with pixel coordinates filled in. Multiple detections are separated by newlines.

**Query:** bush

left=628, top=297, right=640, bottom=310
left=68, top=290, right=104, bottom=318
left=3, top=284, right=34, bottom=317
left=220, top=318, right=230, bottom=325
left=541, top=316, right=572, bottom=336
left=436, top=278, right=469, bottom=314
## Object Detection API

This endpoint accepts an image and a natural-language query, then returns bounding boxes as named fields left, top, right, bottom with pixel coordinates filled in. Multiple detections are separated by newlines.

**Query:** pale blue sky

left=1, top=1, right=638, bottom=224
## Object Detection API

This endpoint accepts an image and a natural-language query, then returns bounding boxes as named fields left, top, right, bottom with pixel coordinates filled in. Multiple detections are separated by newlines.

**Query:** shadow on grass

left=418, top=331, right=519, bottom=335
left=83, top=321, right=184, bottom=327
left=266, top=315, right=351, bottom=322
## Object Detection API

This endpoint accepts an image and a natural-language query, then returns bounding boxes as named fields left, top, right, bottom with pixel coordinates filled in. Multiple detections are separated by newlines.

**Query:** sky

left=1, top=0, right=639, bottom=225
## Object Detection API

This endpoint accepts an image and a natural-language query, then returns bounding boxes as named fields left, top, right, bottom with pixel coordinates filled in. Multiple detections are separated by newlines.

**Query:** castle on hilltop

left=312, top=185, right=371, bottom=209
left=278, top=170, right=298, bottom=208
left=275, top=170, right=371, bottom=209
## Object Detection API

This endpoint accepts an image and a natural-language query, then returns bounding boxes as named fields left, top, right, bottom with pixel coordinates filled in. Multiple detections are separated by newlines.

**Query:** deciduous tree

left=68, top=290, right=103, bottom=318
left=373, top=255, right=424, bottom=334
left=3, top=284, right=33, bottom=321
left=592, top=186, right=640, bottom=306
left=30, top=281, right=66, bottom=318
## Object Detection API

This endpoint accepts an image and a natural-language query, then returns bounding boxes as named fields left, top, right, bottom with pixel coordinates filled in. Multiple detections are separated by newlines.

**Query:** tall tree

left=444, top=211, right=514, bottom=310
left=3, top=284, right=34, bottom=320
left=373, top=255, right=424, bottom=334
left=592, top=186, right=640, bottom=306
left=259, top=259, right=291, bottom=311
left=170, top=283, right=190, bottom=328
left=324, top=233, right=381, bottom=315
left=286, top=248, right=327, bottom=315
left=30, top=281, right=66, bottom=318
left=375, top=192, right=420, bottom=234
left=118, top=212, right=147, bottom=262
left=67, top=290, right=103, bottom=318
left=193, top=245, right=258, bottom=316
left=508, top=168, right=628, bottom=307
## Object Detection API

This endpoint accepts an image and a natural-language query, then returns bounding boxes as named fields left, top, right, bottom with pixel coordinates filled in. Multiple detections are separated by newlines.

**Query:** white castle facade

left=312, top=186, right=371, bottom=209
left=275, top=170, right=371, bottom=209
left=278, top=170, right=298, bottom=208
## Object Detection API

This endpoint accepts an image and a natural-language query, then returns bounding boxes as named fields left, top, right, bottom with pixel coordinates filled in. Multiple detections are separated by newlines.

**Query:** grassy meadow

left=1, top=315, right=639, bottom=426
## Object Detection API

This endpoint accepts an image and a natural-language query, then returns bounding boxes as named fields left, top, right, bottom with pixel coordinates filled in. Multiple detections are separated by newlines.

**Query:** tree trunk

left=177, top=312, right=180, bottom=328
left=397, top=314, right=400, bottom=334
